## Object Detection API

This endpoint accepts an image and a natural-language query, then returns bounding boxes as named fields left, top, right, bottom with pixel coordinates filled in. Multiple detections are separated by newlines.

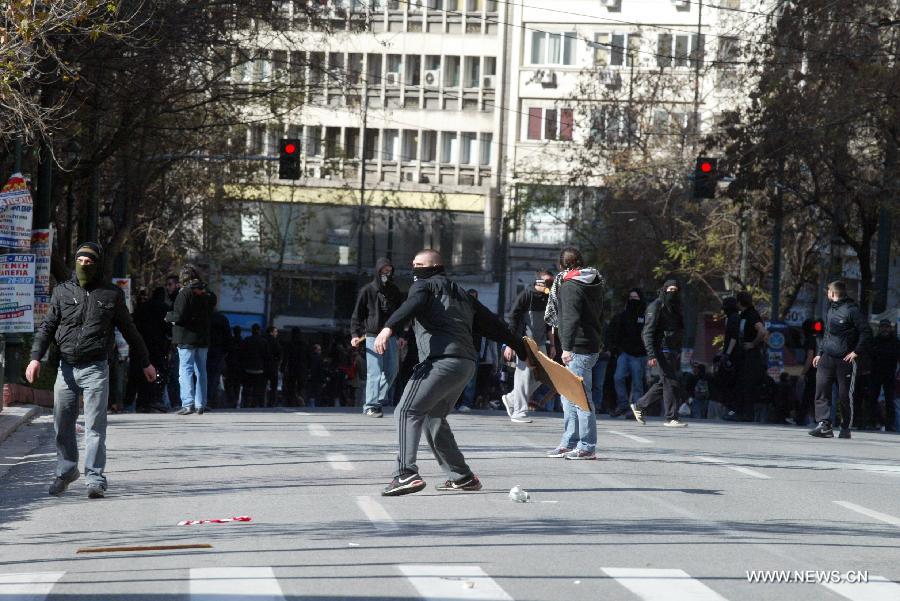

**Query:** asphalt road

left=1, top=407, right=898, bottom=601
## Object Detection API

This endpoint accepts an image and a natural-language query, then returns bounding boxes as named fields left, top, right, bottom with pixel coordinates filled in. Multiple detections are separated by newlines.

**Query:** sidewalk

left=0, top=405, right=42, bottom=445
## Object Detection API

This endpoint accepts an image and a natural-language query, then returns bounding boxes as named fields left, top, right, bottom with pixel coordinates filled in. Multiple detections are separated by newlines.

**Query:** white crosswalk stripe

left=602, top=567, right=728, bottom=601
left=823, top=576, right=900, bottom=601
left=190, top=567, right=286, bottom=600
left=307, top=423, right=330, bottom=437
left=356, top=495, right=399, bottom=530
left=326, top=453, right=354, bottom=471
left=698, top=456, right=771, bottom=479
left=833, top=501, right=900, bottom=528
left=399, top=565, right=513, bottom=600
left=0, top=572, right=65, bottom=601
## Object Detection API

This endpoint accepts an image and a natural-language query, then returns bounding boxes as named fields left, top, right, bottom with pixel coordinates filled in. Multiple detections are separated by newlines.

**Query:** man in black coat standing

left=608, top=288, right=647, bottom=417
left=810, top=281, right=873, bottom=439
left=630, top=279, right=688, bottom=428
left=870, top=319, right=899, bottom=432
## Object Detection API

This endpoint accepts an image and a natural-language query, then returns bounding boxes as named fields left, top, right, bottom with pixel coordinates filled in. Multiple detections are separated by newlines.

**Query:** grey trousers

left=394, top=357, right=475, bottom=480
left=504, top=359, right=538, bottom=418
left=54, top=360, right=110, bottom=489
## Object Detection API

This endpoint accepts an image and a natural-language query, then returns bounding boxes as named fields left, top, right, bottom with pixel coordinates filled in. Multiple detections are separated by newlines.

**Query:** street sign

left=767, top=320, right=788, bottom=378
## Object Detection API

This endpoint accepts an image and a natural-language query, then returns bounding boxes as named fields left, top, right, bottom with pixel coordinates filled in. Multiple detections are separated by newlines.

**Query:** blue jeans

left=591, top=358, right=608, bottom=409
left=614, top=352, right=646, bottom=410
left=54, top=360, right=109, bottom=488
left=559, top=353, right=599, bottom=453
left=178, top=347, right=209, bottom=410
left=460, top=372, right=477, bottom=408
left=365, top=337, right=398, bottom=411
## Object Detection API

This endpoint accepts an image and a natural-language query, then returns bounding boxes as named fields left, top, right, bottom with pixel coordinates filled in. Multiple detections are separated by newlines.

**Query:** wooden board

left=522, top=337, right=591, bottom=412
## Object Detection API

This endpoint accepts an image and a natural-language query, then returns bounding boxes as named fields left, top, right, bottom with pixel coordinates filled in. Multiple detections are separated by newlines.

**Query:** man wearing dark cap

left=27, top=242, right=157, bottom=499
left=373, top=249, right=528, bottom=496
left=630, top=279, right=688, bottom=427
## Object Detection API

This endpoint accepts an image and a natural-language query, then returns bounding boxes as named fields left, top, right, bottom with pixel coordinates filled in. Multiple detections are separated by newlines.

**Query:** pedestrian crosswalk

left=2, top=566, right=898, bottom=600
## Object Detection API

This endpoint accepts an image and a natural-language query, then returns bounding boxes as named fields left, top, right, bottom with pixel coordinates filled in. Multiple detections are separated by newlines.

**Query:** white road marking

left=190, top=567, right=285, bottom=600
left=833, top=501, right=900, bottom=528
left=823, top=575, right=900, bottom=601
left=398, top=565, right=513, bottom=600
left=698, top=456, right=771, bottom=479
left=607, top=430, right=653, bottom=444
left=326, top=453, right=354, bottom=471
left=356, top=496, right=398, bottom=530
left=307, top=423, right=329, bottom=437
left=602, top=567, right=728, bottom=601
left=0, top=572, right=65, bottom=600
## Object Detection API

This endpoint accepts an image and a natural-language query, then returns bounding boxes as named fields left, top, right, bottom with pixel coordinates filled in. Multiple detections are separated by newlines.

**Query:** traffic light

left=278, top=138, right=301, bottom=180
left=693, top=157, right=718, bottom=199
left=812, top=319, right=824, bottom=334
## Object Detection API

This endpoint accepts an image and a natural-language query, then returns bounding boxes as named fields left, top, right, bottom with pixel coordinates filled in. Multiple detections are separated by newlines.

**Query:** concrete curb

left=0, top=405, right=43, bottom=445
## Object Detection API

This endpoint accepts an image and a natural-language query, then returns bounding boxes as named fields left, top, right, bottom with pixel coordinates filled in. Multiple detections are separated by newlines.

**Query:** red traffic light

left=284, top=143, right=297, bottom=155
left=700, top=162, right=712, bottom=173
left=813, top=320, right=823, bottom=333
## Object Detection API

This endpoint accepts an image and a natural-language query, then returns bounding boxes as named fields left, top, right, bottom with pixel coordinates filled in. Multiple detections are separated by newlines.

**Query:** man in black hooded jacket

left=608, top=288, right=647, bottom=417
left=630, top=279, right=688, bottom=427
left=351, top=257, right=405, bottom=418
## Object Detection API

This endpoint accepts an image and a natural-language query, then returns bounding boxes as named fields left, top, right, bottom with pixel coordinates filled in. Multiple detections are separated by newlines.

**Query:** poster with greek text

left=0, top=254, right=36, bottom=333
left=32, top=228, right=53, bottom=329
left=0, top=174, right=34, bottom=249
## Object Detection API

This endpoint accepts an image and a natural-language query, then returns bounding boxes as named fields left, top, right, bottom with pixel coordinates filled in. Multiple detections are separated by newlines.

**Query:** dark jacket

left=557, top=268, right=604, bottom=354
left=31, top=278, right=150, bottom=368
left=818, top=298, right=872, bottom=358
left=507, top=287, right=549, bottom=345
left=385, top=272, right=525, bottom=363
left=209, top=312, right=232, bottom=350
left=240, top=333, right=271, bottom=374
left=166, top=280, right=217, bottom=348
left=871, top=333, right=900, bottom=377
left=132, top=296, right=169, bottom=361
left=608, top=301, right=647, bottom=357
left=264, top=333, right=282, bottom=374
left=350, top=258, right=404, bottom=337
left=642, top=292, right=684, bottom=359
left=723, top=310, right=741, bottom=360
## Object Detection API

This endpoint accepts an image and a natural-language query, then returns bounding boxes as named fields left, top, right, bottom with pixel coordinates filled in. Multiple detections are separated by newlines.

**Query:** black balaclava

left=74, top=242, right=103, bottom=288
left=661, top=279, right=680, bottom=309
left=413, top=265, right=445, bottom=281
left=626, top=287, right=643, bottom=313
left=374, top=257, right=393, bottom=290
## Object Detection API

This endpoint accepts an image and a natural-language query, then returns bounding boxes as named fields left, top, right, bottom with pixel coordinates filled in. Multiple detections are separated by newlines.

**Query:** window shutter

left=560, top=109, right=574, bottom=141
left=594, top=33, right=609, bottom=66
left=527, top=108, right=543, bottom=140
left=657, top=34, right=672, bottom=67
left=545, top=109, right=558, bottom=140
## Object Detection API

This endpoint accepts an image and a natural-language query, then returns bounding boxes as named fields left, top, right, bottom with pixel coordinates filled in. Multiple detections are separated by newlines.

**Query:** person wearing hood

left=629, top=279, right=688, bottom=427
left=350, top=257, right=405, bottom=418
left=870, top=319, right=899, bottom=432
left=166, top=263, right=217, bottom=415
left=810, top=280, right=873, bottom=439
left=544, top=246, right=605, bottom=460
left=27, top=242, right=157, bottom=499
left=608, top=288, right=647, bottom=417
left=723, top=291, right=768, bottom=422
left=501, top=270, right=555, bottom=423
left=373, top=249, right=528, bottom=496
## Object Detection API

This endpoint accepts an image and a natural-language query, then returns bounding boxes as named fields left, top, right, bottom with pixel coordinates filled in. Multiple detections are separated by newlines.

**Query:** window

left=590, top=106, right=637, bottom=145
left=657, top=34, right=672, bottom=67
left=479, top=133, right=492, bottom=165
left=464, top=57, right=480, bottom=88
left=405, top=55, right=421, bottom=86
left=460, top=132, right=477, bottom=164
left=530, top=32, right=577, bottom=65
left=268, top=124, right=283, bottom=155
left=366, top=54, right=382, bottom=85
left=250, top=125, right=266, bottom=154
left=421, top=131, right=437, bottom=162
left=363, top=129, right=378, bottom=160
left=254, top=51, right=271, bottom=82
left=401, top=130, right=418, bottom=161
left=347, top=53, right=363, bottom=83
left=289, top=51, right=305, bottom=85
left=241, top=207, right=261, bottom=243
left=440, top=132, right=458, bottom=163
left=603, top=33, right=640, bottom=67
left=526, top=107, right=574, bottom=141
left=272, top=51, right=288, bottom=81
left=345, top=128, right=360, bottom=159
left=716, top=36, right=738, bottom=66
left=306, top=126, right=322, bottom=156
left=382, top=129, right=399, bottom=161
left=444, top=56, right=461, bottom=87
left=659, top=34, right=705, bottom=68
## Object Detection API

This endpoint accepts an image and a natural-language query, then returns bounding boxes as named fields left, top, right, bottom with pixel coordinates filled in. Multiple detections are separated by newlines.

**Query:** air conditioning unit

left=672, top=0, right=690, bottom=7
left=599, top=0, right=620, bottom=7
left=482, top=74, right=496, bottom=88
left=599, top=68, right=622, bottom=87
left=540, top=70, right=557, bottom=87
left=423, top=69, right=441, bottom=86
left=309, top=165, right=322, bottom=178
left=384, top=71, right=400, bottom=86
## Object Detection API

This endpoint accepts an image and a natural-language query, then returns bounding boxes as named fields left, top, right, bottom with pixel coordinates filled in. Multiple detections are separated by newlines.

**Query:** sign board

left=766, top=320, right=788, bottom=378
left=0, top=174, right=34, bottom=249
left=218, top=275, right=266, bottom=314
left=523, top=336, right=590, bottom=412
left=32, top=228, right=53, bottom=328
left=0, top=254, right=36, bottom=333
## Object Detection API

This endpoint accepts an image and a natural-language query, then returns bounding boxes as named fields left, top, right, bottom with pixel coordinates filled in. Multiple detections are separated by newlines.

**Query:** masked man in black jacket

left=871, top=320, right=899, bottom=432
left=27, top=242, right=157, bottom=499
left=810, top=280, right=873, bottom=439
left=630, top=280, right=688, bottom=427
left=373, top=249, right=528, bottom=496
left=351, top=257, right=405, bottom=418
left=608, top=288, right=647, bottom=417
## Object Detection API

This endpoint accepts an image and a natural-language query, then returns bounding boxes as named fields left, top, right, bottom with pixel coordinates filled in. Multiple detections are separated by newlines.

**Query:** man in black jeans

left=810, top=281, right=873, bottom=439
left=630, top=280, right=687, bottom=428
left=723, top=291, right=768, bottom=422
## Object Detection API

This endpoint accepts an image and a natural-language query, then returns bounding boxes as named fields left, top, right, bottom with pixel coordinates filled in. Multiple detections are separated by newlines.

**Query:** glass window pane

left=563, top=33, right=576, bottom=65
left=531, top=32, right=546, bottom=64
left=548, top=34, right=561, bottom=64
left=675, top=35, right=689, bottom=67
left=527, top=108, right=542, bottom=140
left=545, top=109, right=557, bottom=140
left=610, top=34, right=624, bottom=66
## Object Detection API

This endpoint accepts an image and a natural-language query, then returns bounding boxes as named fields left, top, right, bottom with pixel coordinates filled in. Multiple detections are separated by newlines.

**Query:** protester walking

left=870, top=320, right=899, bottom=432
left=282, top=326, right=307, bottom=406
left=608, top=288, right=647, bottom=417
left=630, top=280, right=688, bottom=428
left=544, top=246, right=605, bottom=460
left=809, top=281, right=873, bottom=439
left=723, top=291, right=768, bottom=422
left=129, top=286, right=169, bottom=412
left=224, top=325, right=244, bottom=407
left=264, top=326, right=282, bottom=407
left=239, top=324, right=270, bottom=408
left=27, top=242, right=157, bottom=499
left=207, top=311, right=232, bottom=408
left=351, top=257, right=404, bottom=418
left=166, top=264, right=217, bottom=415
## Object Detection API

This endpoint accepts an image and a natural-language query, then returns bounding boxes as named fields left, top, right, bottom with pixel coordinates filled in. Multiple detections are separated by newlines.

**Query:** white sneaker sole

left=664, top=422, right=688, bottom=427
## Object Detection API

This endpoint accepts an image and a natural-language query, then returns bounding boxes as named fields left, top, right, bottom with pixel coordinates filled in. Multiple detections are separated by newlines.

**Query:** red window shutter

left=527, top=108, right=543, bottom=140
left=560, top=108, right=574, bottom=141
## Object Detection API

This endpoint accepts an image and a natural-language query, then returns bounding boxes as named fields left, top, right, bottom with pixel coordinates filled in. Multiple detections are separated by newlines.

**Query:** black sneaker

left=838, top=428, right=851, bottom=439
left=381, top=473, right=426, bottom=496
left=436, top=474, right=482, bottom=491
left=197, top=407, right=205, bottom=415
left=176, top=407, right=194, bottom=415
left=809, top=421, right=834, bottom=438
left=48, top=471, right=80, bottom=497
left=364, top=408, right=383, bottom=418
left=87, top=485, right=105, bottom=499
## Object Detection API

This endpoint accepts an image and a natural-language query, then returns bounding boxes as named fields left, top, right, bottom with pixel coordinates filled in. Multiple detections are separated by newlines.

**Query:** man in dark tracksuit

left=810, top=281, right=873, bottom=439
left=871, top=320, right=899, bottom=432
left=608, top=288, right=647, bottom=417
left=723, top=291, right=768, bottom=422
left=374, top=249, right=527, bottom=496
left=351, top=257, right=405, bottom=417
left=26, top=242, right=156, bottom=498
left=630, top=279, right=687, bottom=427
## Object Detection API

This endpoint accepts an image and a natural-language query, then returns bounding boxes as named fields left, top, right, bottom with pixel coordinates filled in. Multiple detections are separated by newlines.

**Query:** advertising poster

left=32, top=228, right=53, bottom=328
left=0, top=254, right=36, bottom=333
left=766, top=321, right=788, bottom=378
left=0, top=173, right=34, bottom=249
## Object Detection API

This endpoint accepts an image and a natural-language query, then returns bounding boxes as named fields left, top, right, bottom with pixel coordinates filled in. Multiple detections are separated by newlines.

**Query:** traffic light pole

left=771, top=160, right=785, bottom=319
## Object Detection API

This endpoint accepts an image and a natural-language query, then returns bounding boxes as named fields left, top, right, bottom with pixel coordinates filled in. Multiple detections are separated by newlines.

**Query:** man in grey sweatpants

left=374, top=249, right=528, bottom=496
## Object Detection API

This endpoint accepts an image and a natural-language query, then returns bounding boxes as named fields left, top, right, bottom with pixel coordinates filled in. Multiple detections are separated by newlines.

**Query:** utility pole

left=771, top=160, right=785, bottom=319
left=739, top=202, right=749, bottom=285
left=691, top=0, right=703, bottom=139
left=356, top=94, right=368, bottom=284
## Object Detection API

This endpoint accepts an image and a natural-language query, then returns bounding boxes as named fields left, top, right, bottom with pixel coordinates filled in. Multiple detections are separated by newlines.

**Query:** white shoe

left=501, top=394, right=514, bottom=417
left=458, top=405, right=472, bottom=413
left=664, top=419, right=688, bottom=427
left=630, top=403, right=646, bottom=425
left=510, top=416, right=533, bottom=424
